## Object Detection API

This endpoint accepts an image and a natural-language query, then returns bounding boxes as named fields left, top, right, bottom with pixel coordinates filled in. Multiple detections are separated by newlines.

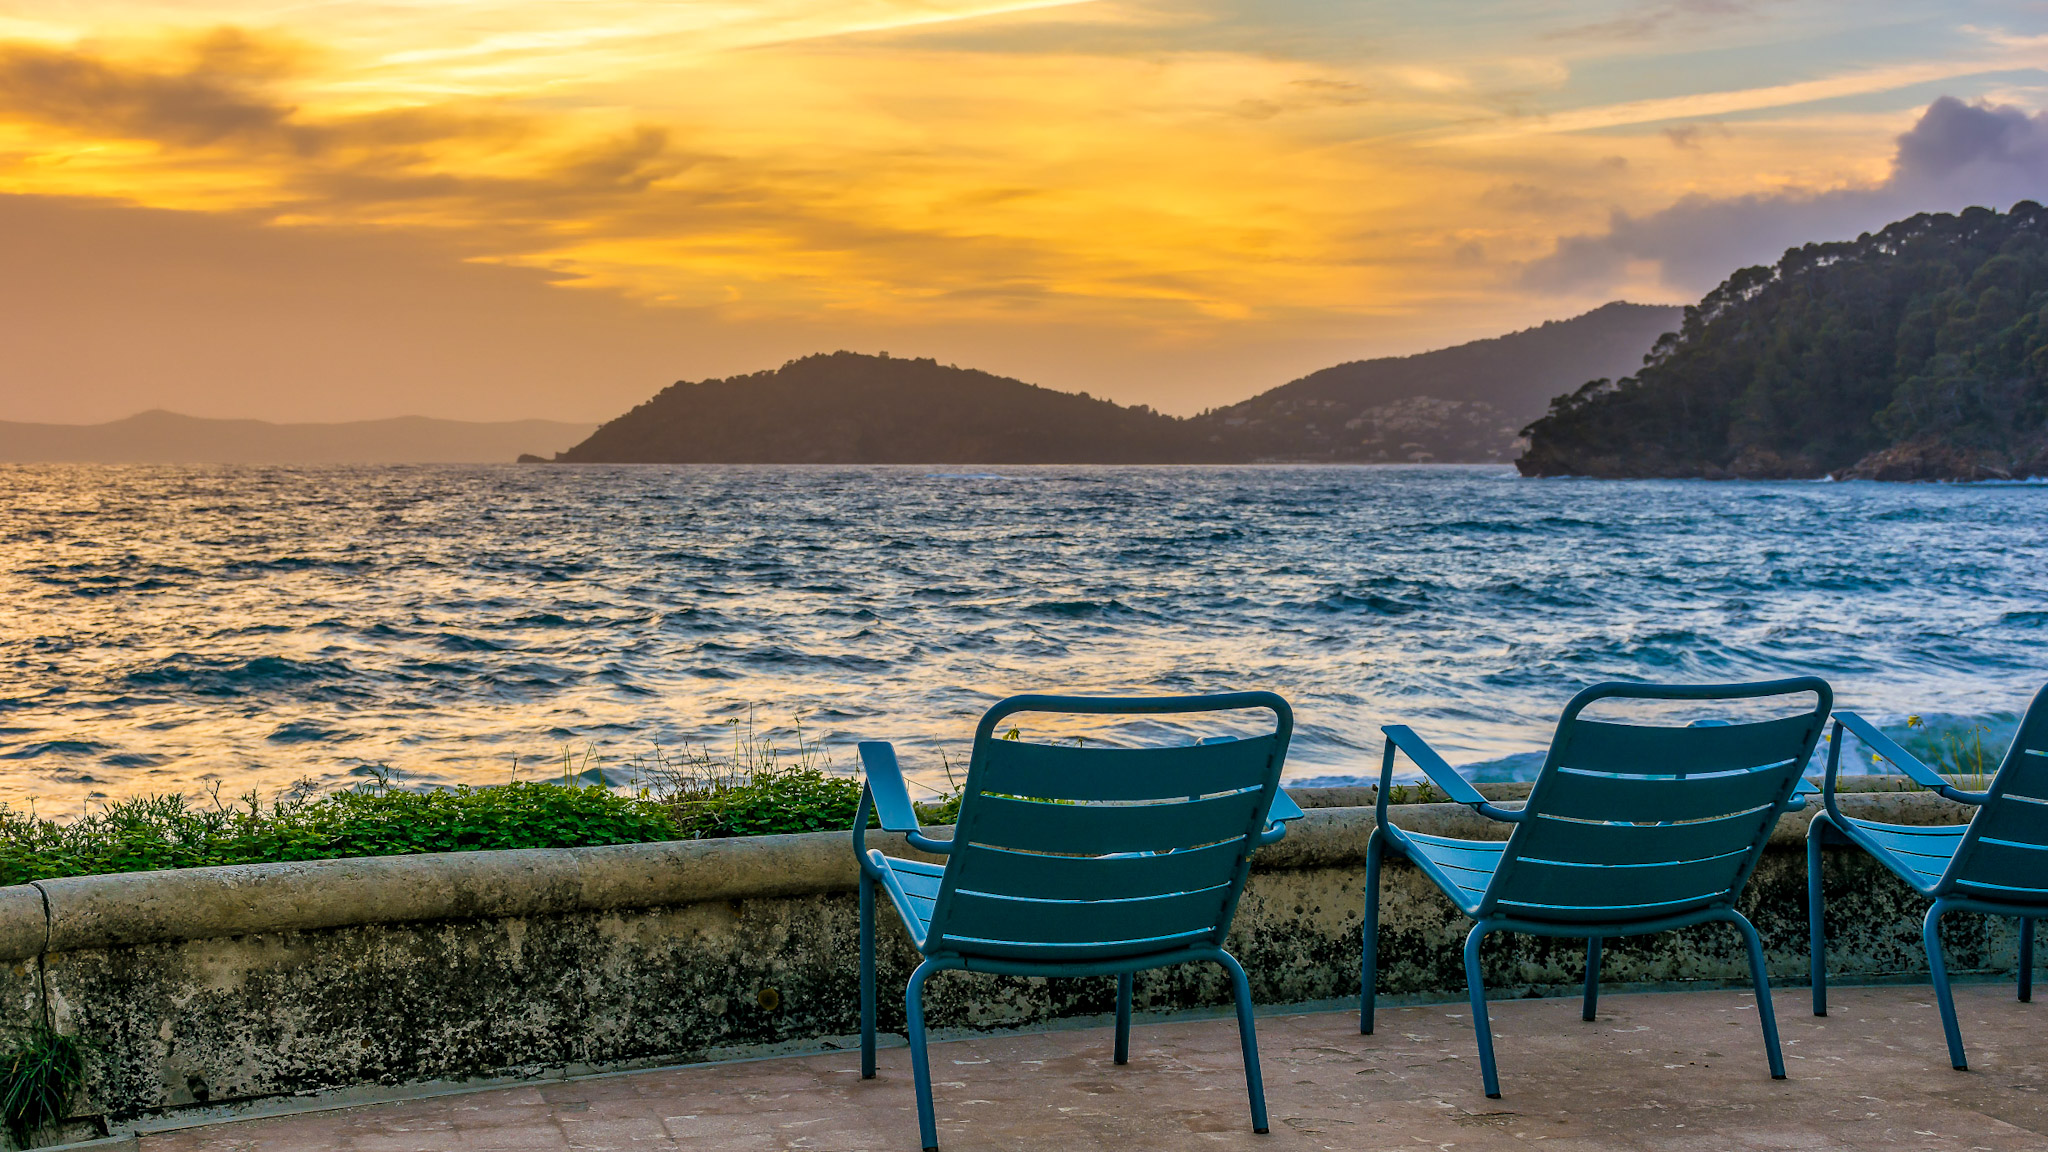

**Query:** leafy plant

left=1381, top=782, right=1440, bottom=805
left=0, top=1025, right=86, bottom=1146
left=640, top=711, right=962, bottom=836
left=0, top=708, right=977, bottom=881
left=0, top=781, right=681, bottom=887
left=1907, top=715, right=1996, bottom=790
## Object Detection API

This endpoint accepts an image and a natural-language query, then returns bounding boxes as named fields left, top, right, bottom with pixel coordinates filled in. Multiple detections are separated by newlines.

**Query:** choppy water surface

left=2, top=464, right=2043, bottom=811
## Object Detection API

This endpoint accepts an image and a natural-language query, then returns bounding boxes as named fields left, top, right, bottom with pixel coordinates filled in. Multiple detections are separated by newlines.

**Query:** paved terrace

left=142, top=984, right=2046, bottom=1151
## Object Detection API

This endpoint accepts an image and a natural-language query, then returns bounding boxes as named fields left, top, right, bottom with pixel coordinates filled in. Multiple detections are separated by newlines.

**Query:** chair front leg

left=1361, top=828, right=1382, bottom=1035
left=2020, top=918, right=2034, bottom=1004
left=1728, top=911, right=1786, bottom=1080
left=1924, top=901, right=1968, bottom=1070
left=1214, top=951, right=1270, bottom=1134
left=906, top=960, right=942, bottom=1151
left=1114, top=972, right=1134, bottom=1065
left=860, top=871, right=878, bottom=1079
left=1462, top=922, right=1502, bottom=1099
left=1807, top=819, right=1828, bottom=1017
left=1582, top=937, right=1602, bottom=1022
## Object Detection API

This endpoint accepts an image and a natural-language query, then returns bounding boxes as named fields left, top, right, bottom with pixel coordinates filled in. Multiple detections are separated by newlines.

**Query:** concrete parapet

left=0, top=785, right=2013, bottom=1132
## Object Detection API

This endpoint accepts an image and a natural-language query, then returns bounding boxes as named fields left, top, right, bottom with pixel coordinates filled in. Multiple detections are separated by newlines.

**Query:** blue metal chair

left=1363, top=678, right=1830, bottom=1097
left=854, top=693, right=1303, bottom=1151
left=1808, top=684, right=2048, bottom=1069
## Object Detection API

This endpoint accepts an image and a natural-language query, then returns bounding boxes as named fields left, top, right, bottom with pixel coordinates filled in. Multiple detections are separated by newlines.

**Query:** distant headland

left=0, top=411, right=594, bottom=465
left=1518, top=202, right=2048, bottom=481
left=545, top=302, right=1680, bottom=465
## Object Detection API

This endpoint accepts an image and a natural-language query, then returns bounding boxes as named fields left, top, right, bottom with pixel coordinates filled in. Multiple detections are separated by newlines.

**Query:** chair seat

left=874, top=854, right=945, bottom=949
left=1402, top=830, right=1506, bottom=915
left=1841, top=817, right=1967, bottom=893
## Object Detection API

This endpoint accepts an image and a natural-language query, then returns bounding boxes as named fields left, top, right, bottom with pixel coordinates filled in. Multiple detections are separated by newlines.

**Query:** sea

left=2, top=463, right=2043, bottom=814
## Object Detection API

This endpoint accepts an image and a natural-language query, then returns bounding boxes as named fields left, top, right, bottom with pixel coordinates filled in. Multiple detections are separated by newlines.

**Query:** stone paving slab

left=142, top=984, right=2048, bottom=1151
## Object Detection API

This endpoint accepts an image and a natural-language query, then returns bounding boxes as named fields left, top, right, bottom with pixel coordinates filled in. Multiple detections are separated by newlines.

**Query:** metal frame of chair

left=1809, top=684, right=2048, bottom=1070
left=854, top=692, right=1302, bottom=1151
left=1363, top=678, right=1830, bottom=1097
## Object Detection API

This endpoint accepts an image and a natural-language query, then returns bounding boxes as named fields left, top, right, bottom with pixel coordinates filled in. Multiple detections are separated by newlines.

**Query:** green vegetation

left=1906, top=714, right=2003, bottom=790
left=1518, top=202, right=2048, bottom=480
left=0, top=1026, right=86, bottom=1146
left=0, top=714, right=973, bottom=885
left=0, top=781, right=676, bottom=887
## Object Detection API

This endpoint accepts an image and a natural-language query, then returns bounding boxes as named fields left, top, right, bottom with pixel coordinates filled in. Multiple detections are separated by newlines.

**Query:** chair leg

left=2020, top=918, right=2034, bottom=1004
left=1462, top=922, right=1502, bottom=1099
left=1582, top=937, right=1602, bottom=1022
left=1924, top=902, right=1968, bottom=1071
left=1215, top=952, right=1270, bottom=1134
left=906, top=961, right=941, bottom=1151
left=1361, top=829, right=1382, bottom=1035
left=1114, top=972, right=1134, bottom=1065
left=1807, top=819, right=1828, bottom=1017
left=860, top=871, right=878, bottom=1080
left=1729, top=911, right=1786, bottom=1080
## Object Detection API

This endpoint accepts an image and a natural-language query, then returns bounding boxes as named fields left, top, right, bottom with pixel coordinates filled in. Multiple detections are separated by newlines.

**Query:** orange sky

left=0, top=1, right=2042, bottom=421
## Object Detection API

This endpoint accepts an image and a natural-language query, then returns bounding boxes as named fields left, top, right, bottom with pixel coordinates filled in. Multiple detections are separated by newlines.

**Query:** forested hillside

left=1191, top=302, right=1679, bottom=462
left=555, top=352, right=1231, bottom=464
left=1518, top=203, right=2048, bottom=480
left=554, top=304, right=1674, bottom=465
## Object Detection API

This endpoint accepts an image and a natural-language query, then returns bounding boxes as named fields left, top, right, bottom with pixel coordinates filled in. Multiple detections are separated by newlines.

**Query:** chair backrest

left=1481, top=678, right=1830, bottom=925
left=1944, top=683, right=2048, bottom=901
left=924, top=693, right=1292, bottom=964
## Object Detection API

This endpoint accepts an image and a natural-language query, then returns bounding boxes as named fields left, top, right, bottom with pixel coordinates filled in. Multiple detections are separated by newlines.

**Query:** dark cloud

left=1895, top=94, right=2048, bottom=185
left=0, top=29, right=309, bottom=150
left=1524, top=96, right=2048, bottom=294
left=0, top=30, right=530, bottom=161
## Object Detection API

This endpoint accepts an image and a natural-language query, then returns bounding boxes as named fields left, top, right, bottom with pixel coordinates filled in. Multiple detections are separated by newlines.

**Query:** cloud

left=1523, top=96, right=2048, bottom=294
left=0, top=29, right=306, bottom=149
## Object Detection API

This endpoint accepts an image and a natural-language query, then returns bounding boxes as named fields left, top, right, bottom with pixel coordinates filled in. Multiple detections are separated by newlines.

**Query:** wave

left=0, top=740, right=106, bottom=760
left=122, top=655, right=366, bottom=700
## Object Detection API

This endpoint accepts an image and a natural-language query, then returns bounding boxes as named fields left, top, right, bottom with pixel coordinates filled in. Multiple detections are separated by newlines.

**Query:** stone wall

left=0, top=786, right=2014, bottom=1138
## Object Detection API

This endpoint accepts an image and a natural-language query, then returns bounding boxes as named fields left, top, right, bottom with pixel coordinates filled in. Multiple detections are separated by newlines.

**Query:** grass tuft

left=0, top=1025, right=85, bottom=1146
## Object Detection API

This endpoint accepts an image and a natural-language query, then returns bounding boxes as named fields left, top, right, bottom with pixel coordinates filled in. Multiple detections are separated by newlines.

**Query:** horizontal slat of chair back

left=1514, top=808, right=1774, bottom=866
left=1488, top=705, right=1815, bottom=923
left=1962, top=793, right=2048, bottom=849
left=975, top=736, right=1279, bottom=802
left=924, top=694, right=1290, bottom=963
left=936, top=886, right=1235, bottom=957
left=947, top=838, right=1245, bottom=902
left=959, top=790, right=1265, bottom=857
left=1490, top=852, right=1746, bottom=914
left=1534, top=764, right=1793, bottom=824
left=1989, top=743, right=2048, bottom=803
left=1950, top=693, right=2048, bottom=893
left=1951, top=838, right=2048, bottom=900
left=1559, top=714, right=1814, bottom=777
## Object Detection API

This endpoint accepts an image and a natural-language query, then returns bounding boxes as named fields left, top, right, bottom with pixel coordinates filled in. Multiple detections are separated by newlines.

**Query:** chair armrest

left=1267, top=788, right=1306, bottom=823
left=1381, top=725, right=1522, bottom=823
left=1784, top=776, right=1820, bottom=812
left=1254, top=788, right=1306, bottom=846
left=855, top=741, right=955, bottom=858
left=1832, top=712, right=1987, bottom=804
left=858, top=741, right=922, bottom=830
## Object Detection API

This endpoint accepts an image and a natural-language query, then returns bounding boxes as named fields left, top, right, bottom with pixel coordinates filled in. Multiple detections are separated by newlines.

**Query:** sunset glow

left=0, top=1, right=2041, bottom=419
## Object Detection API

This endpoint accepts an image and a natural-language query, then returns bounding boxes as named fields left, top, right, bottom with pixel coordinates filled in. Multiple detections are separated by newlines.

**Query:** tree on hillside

left=1518, top=202, right=2048, bottom=480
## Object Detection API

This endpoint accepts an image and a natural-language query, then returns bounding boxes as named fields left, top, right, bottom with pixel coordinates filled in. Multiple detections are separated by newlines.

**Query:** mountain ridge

left=554, top=302, right=1681, bottom=465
